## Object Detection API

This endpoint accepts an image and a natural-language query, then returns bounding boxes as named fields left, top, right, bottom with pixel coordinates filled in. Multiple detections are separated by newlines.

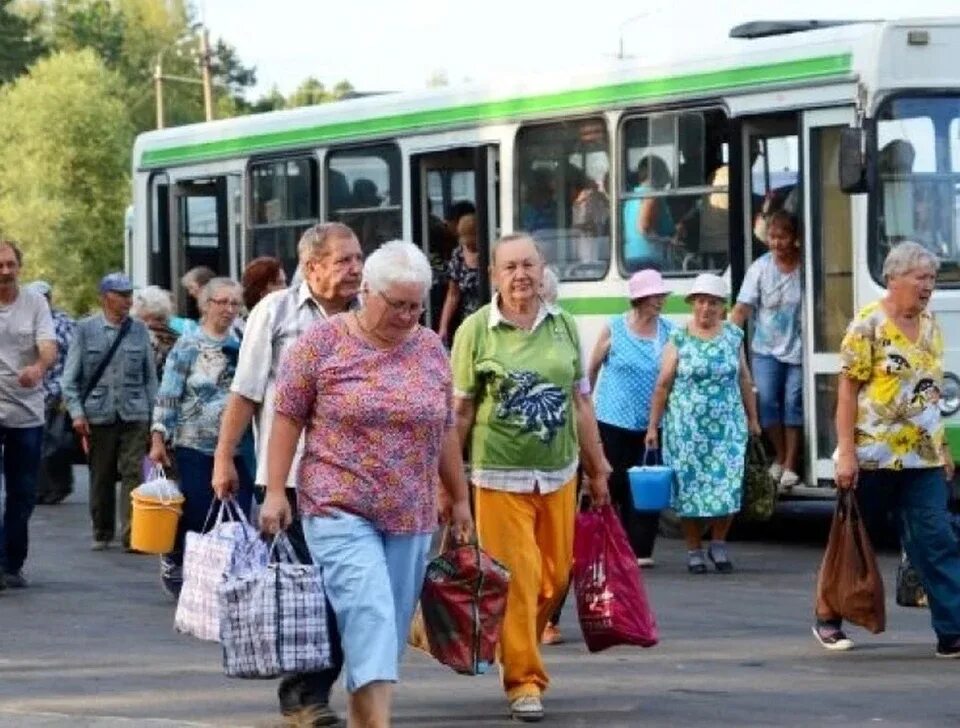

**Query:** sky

left=197, top=0, right=960, bottom=100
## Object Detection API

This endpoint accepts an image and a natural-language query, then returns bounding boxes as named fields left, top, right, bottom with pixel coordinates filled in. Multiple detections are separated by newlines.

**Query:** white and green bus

left=130, top=17, right=960, bottom=495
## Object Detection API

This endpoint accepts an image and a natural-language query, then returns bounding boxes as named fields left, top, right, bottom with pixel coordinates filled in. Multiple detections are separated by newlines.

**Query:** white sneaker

left=637, top=557, right=656, bottom=568
left=510, top=695, right=544, bottom=723
left=780, top=470, right=800, bottom=489
left=768, top=462, right=784, bottom=481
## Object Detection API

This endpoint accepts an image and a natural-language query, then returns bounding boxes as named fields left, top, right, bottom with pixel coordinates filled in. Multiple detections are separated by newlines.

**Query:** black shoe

left=812, top=624, right=854, bottom=651
left=936, top=637, right=960, bottom=658
left=4, top=571, right=28, bottom=588
left=0, top=572, right=6, bottom=591
left=45, top=489, right=72, bottom=505
left=159, top=556, right=183, bottom=599
left=708, top=543, right=734, bottom=574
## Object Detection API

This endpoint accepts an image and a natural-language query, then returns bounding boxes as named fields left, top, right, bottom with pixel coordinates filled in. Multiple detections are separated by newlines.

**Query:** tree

left=285, top=77, right=356, bottom=109
left=44, top=0, right=257, bottom=131
left=0, top=0, right=47, bottom=83
left=0, top=50, right=132, bottom=314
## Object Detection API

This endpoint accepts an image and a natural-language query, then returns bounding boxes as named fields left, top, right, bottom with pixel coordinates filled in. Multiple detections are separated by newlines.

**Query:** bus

left=129, top=17, right=960, bottom=496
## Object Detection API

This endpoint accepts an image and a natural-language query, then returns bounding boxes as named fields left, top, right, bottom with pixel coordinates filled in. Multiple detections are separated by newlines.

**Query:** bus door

left=410, top=145, right=499, bottom=331
left=169, top=175, right=239, bottom=315
left=801, top=108, right=857, bottom=489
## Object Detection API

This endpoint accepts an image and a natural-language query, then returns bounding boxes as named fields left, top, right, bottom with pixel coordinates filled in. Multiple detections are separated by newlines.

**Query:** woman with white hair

left=133, top=285, right=179, bottom=380
left=148, top=277, right=252, bottom=597
left=813, top=242, right=960, bottom=656
left=260, top=240, right=473, bottom=727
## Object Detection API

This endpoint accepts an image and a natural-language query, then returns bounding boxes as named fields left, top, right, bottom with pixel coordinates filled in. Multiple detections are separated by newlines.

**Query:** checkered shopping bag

left=218, top=532, right=332, bottom=679
left=174, top=499, right=267, bottom=642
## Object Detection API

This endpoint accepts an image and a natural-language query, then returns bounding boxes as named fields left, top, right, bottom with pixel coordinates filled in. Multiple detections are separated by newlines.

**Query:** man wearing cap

left=0, top=240, right=57, bottom=589
left=27, top=281, right=76, bottom=506
left=62, top=272, right=157, bottom=551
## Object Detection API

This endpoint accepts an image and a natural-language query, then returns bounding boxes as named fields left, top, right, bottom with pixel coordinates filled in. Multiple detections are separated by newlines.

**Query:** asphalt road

left=0, top=469, right=958, bottom=727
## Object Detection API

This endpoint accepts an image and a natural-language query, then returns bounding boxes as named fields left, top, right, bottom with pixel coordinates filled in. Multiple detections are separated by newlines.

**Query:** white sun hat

left=684, top=273, right=728, bottom=302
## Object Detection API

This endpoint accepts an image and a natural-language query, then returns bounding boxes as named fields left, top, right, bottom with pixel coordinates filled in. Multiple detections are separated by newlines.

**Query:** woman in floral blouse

left=260, top=240, right=472, bottom=727
left=813, top=242, right=960, bottom=657
left=148, top=278, right=251, bottom=597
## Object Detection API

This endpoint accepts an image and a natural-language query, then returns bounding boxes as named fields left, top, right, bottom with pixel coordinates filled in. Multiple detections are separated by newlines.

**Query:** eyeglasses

left=209, top=298, right=242, bottom=308
left=378, top=290, right=424, bottom=316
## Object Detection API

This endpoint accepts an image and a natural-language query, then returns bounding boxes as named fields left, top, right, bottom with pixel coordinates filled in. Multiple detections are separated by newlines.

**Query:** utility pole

left=154, top=56, right=164, bottom=129
left=199, top=26, right=214, bottom=122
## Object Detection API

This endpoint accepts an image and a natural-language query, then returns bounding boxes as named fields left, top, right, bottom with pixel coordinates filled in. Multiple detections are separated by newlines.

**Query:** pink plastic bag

left=573, top=505, right=658, bottom=652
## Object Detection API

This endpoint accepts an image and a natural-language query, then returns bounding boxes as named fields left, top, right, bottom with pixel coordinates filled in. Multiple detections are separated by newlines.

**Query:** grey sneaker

left=91, top=540, right=110, bottom=551
left=687, top=549, right=708, bottom=574
left=510, top=695, right=544, bottom=723
left=159, top=556, right=183, bottom=599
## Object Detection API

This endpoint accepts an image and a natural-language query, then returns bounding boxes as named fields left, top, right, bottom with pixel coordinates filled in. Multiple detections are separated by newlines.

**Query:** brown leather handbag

left=815, top=490, right=886, bottom=633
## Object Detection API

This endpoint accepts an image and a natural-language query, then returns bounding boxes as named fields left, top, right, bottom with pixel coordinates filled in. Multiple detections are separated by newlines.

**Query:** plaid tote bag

left=219, top=533, right=332, bottom=679
left=174, top=500, right=267, bottom=642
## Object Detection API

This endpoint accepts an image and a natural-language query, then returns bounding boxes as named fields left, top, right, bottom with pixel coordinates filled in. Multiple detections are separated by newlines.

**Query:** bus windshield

left=874, top=95, right=960, bottom=286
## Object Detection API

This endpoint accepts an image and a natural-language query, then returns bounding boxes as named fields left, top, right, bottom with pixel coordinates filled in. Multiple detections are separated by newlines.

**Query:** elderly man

left=62, top=272, right=157, bottom=551
left=213, top=222, right=362, bottom=728
left=28, top=281, right=76, bottom=506
left=0, top=241, right=57, bottom=589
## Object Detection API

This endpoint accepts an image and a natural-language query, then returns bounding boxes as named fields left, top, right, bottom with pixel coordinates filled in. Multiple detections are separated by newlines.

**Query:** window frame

left=513, top=114, right=613, bottom=283
left=616, top=104, right=730, bottom=278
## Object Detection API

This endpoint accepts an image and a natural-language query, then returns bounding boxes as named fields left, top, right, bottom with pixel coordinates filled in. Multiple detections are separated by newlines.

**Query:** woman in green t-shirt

left=450, top=233, right=610, bottom=724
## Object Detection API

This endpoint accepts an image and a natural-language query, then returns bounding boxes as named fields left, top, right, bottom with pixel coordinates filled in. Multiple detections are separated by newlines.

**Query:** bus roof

left=131, top=18, right=955, bottom=172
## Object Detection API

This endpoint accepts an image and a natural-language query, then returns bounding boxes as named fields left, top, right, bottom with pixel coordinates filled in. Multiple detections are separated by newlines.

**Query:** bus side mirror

left=839, top=127, right=868, bottom=194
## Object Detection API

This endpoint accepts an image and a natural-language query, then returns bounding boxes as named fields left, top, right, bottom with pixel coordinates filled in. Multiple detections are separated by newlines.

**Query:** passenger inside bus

left=622, top=155, right=676, bottom=271
left=570, top=172, right=610, bottom=265
left=520, top=168, right=558, bottom=233
left=878, top=138, right=916, bottom=244
left=437, top=212, right=481, bottom=345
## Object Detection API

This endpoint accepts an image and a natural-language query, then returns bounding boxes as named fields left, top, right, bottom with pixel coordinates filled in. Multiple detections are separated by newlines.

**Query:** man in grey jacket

left=62, top=273, right=157, bottom=551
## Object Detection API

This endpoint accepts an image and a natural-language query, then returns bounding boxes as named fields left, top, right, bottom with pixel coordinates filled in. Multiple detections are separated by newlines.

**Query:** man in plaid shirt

left=28, top=282, right=75, bottom=505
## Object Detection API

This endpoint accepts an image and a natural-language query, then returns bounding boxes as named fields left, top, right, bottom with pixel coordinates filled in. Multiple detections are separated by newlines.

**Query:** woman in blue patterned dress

left=645, top=273, right=760, bottom=573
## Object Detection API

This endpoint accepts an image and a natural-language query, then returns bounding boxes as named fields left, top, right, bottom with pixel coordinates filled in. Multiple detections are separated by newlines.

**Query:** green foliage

left=0, top=50, right=132, bottom=314
left=0, top=0, right=47, bottom=83
left=284, top=76, right=356, bottom=109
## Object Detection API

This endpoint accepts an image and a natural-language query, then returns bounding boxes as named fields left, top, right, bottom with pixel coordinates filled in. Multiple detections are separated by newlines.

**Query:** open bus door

left=168, top=175, right=241, bottom=317
left=410, top=145, right=499, bottom=331
left=801, top=108, right=858, bottom=491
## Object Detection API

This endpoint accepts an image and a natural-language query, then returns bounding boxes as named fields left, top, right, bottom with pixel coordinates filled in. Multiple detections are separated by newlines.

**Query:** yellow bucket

left=130, top=491, right=185, bottom=554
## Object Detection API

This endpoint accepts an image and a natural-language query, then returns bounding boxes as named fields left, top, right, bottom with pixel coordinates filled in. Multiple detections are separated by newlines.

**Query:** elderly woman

left=589, top=269, right=675, bottom=567
left=259, top=240, right=472, bottom=728
left=646, top=273, right=760, bottom=574
left=149, top=277, right=252, bottom=597
left=133, top=285, right=179, bottom=380
left=730, top=210, right=803, bottom=490
left=450, top=233, right=610, bottom=723
left=813, top=242, right=960, bottom=656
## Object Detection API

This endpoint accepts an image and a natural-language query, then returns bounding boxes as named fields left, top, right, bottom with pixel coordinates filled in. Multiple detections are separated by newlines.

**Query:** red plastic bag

left=573, top=505, right=658, bottom=652
left=419, top=542, right=510, bottom=675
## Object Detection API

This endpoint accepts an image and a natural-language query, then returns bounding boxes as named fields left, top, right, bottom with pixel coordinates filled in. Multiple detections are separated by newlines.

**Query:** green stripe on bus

left=946, top=426, right=960, bottom=459
left=558, top=294, right=692, bottom=316
left=140, top=53, right=852, bottom=169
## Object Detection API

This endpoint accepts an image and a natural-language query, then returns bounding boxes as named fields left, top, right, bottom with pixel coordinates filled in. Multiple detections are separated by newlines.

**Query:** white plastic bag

left=133, top=464, right=181, bottom=501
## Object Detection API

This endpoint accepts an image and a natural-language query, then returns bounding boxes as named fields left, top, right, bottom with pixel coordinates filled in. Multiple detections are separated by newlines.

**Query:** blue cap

left=99, top=272, right=133, bottom=294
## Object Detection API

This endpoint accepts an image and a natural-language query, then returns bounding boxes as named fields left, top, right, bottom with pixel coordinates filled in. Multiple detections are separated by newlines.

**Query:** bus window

left=515, top=118, right=610, bottom=281
left=874, top=96, right=960, bottom=286
left=250, top=157, right=319, bottom=277
left=619, top=109, right=729, bottom=274
left=327, top=144, right=402, bottom=256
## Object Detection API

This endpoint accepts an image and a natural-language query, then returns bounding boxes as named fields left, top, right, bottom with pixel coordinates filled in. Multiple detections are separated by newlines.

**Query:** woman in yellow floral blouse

left=813, top=242, right=960, bottom=657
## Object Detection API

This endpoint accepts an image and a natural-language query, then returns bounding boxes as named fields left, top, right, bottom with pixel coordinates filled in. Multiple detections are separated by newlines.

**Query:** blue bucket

left=628, top=450, right=674, bottom=512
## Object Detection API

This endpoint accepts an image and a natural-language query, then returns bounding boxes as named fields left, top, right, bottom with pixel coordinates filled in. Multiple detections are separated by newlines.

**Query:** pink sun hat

left=627, top=269, right=671, bottom=300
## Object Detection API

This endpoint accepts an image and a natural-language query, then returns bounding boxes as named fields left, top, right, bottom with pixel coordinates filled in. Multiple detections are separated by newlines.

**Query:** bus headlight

left=940, top=373, right=960, bottom=417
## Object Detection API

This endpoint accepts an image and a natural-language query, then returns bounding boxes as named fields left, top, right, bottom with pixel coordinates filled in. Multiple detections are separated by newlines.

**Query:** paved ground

left=1, top=469, right=958, bottom=727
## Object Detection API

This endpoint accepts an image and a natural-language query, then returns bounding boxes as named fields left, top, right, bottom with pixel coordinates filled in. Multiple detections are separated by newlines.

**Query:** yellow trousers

left=474, top=476, right=576, bottom=700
